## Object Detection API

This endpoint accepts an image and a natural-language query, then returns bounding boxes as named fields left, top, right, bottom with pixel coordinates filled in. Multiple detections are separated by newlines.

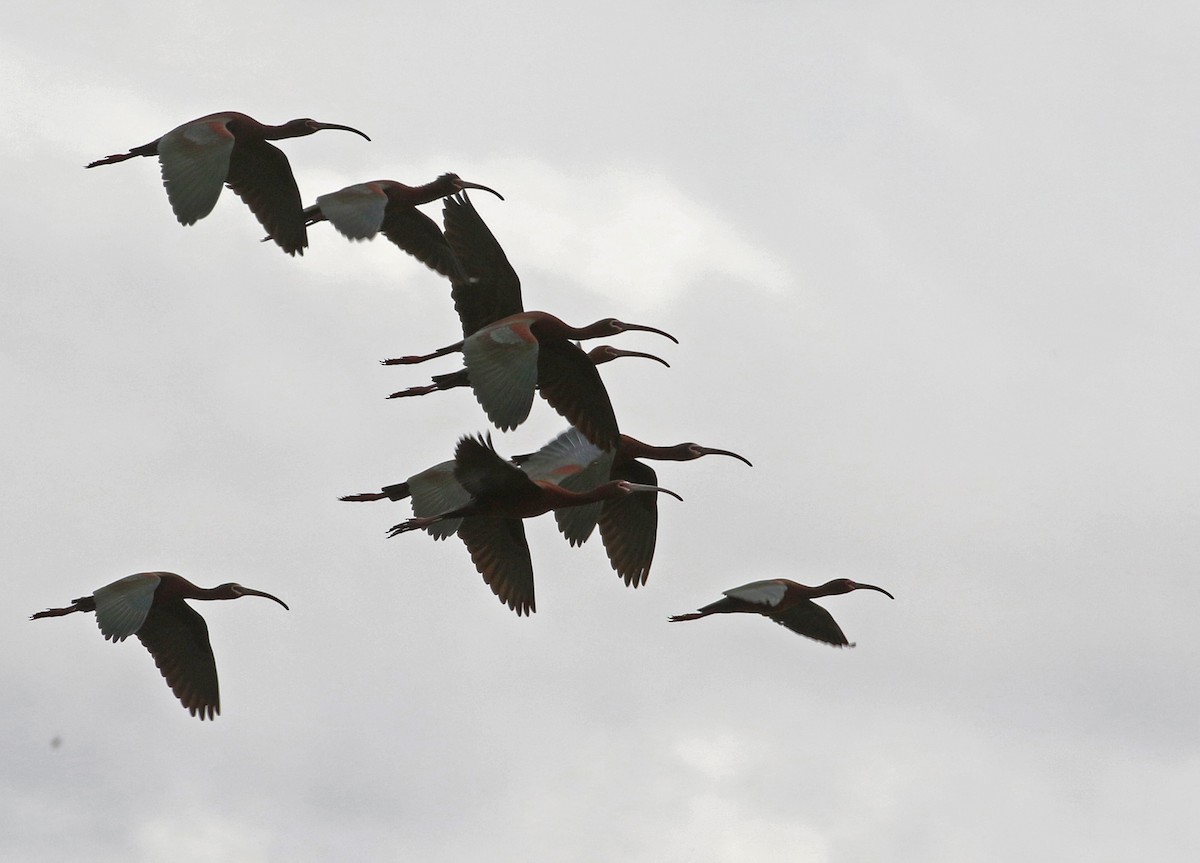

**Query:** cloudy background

left=4, top=3, right=1199, bottom=861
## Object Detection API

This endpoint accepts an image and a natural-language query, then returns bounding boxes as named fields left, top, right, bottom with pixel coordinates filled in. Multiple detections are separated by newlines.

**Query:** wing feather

left=226, top=140, right=306, bottom=255
left=535, top=342, right=620, bottom=451
left=597, top=459, right=659, bottom=586
left=456, top=516, right=535, bottom=615
left=156, top=117, right=235, bottom=224
left=92, top=573, right=160, bottom=641
left=134, top=599, right=221, bottom=719
left=462, top=322, right=539, bottom=431
left=772, top=601, right=852, bottom=647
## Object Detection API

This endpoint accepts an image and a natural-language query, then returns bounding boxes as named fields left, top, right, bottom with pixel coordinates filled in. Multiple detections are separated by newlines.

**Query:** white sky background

left=3, top=2, right=1199, bottom=861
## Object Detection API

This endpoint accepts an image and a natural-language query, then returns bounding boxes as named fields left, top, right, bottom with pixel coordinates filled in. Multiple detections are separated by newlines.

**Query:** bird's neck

left=563, top=319, right=614, bottom=340
left=404, top=178, right=456, bottom=205
left=617, top=436, right=687, bottom=461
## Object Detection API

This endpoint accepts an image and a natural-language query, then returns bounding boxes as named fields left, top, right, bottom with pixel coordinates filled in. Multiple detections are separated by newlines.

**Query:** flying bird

left=31, top=572, right=289, bottom=719
left=374, top=434, right=682, bottom=615
left=86, top=111, right=370, bottom=255
left=514, top=428, right=751, bottom=586
left=302, top=175, right=503, bottom=277
left=668, top=578, right=893, bottom=647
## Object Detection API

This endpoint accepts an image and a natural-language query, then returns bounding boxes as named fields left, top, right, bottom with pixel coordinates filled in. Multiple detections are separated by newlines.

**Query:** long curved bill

left=625, top=482, right=683, bottom=502
left=602, top=347, right=670, bottom=368
left=313, top=122, right=372, bottom=141
left=455, top=179, right=505, bottom=201
left=697, top=447, right=753, bottom=467
left=855, top=582, right=895, bottom=600
left=622, top=322, right=679, bottom=344
left=241, top=587, right=291, bottom=610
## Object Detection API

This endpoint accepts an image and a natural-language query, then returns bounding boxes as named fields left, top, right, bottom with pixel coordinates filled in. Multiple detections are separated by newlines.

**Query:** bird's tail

left=386, top=384, right=437, bottom=399
left=85, top=152, right=139, bottom=168
left=339, top=482, right=411, bottom=503
left=667, top=612, right=707, bottom=622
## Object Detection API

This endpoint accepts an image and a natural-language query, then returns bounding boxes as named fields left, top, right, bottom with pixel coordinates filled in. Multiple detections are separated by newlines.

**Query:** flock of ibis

left=33, top=111, right=893, bottom=719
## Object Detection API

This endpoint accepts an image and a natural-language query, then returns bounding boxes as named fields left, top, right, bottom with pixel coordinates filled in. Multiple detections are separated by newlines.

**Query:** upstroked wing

left=518, top=427, right=614, bottom=546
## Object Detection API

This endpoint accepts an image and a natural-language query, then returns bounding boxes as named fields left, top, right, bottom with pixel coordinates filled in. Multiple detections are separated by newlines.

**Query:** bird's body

left=86, top=111, right=370, bottom=255
left=380, top=435, right=682, bottom=615
left=384, top=313, right=676, bottom=450
left=668, top=578, right=893, bottom=646
left=31, top=572, right=288, bottom=719
left=514, top=428, right=751, bottom=585
left=303, top=175, right=502, bottom=276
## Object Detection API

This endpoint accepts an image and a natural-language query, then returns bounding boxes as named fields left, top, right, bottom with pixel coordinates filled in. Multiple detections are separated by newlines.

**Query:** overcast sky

left=4, top=3, right=1199, bottom=861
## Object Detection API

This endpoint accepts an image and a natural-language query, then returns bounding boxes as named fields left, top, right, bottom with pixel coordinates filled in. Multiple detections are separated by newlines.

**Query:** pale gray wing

left=461, top=319, right=539, bottom=431
left=519, top=427, right=614, bottom=546
left=315, top=183, right=387, bottom=239
left=407, top=459, right=470, bottom=540
left=92, top=573, right=161, bottom=642
left=156, top=115, right=235, bottom=224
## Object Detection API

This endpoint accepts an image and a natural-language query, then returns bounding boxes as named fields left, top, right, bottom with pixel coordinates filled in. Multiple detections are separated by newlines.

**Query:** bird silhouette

left=86, top=111, right=370, bottom=254
left=32, top=572, right=288, bottom=719
left=302, top=175, right=502, bottom=276
left=669, top=578, right=893, bottom=646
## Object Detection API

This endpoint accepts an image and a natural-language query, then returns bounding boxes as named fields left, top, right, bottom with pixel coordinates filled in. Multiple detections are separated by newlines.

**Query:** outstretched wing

left=519, top=427, right=613, bottom=546
left=380, top=204, right=461, bottom=278
left=226, top=139, right=306, bottom=255
left=156, top=115, right=235, bottom=224
left=771, top=601, right=852, bottom=647
left=456, top=516, right=536, bottom=616
left=135, top=598, right=221, bottom=719
left=598, top=459, right=660, bottom=587
left=92, top=573, right=160, bottom=642
left=536, top=341, right=620, bottom=451
left=313, top=183, right=387, bottom=238
left=462, top=321, right=540, bottom=432
left=444, top=193, right=523, bottom=336
left=407, top=459, right=471, bottom=540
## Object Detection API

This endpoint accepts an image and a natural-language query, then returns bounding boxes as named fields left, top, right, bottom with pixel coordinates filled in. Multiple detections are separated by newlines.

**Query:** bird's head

left=615, top=481, right=684, bottom=501
left=440, top=173, right=505, bottom=201
left=220, top=583, right=291, bottom=609
left=586, top=345, right=671, bottom=368
left=594, top=319, right=679, bottom=343
left=821, top=578, right=895, bottom=599
left=285, top=119, right=372, bottom=141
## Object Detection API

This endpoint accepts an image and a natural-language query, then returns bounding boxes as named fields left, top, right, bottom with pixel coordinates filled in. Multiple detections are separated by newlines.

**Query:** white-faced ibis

left=514, top=428, right=752, bottom=586
left=31, top=572, right=289, bottom=719
left=383, top=313, right=676, bottom=450
left=385, top=343, right=669, bottom=399
left=381, top=434, right=682, bottom=615
left=668, top=578, right=893, bottom=647
left=302, top=175, right=503, bottom=277
left=86, top=112, right=370, bottom=255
